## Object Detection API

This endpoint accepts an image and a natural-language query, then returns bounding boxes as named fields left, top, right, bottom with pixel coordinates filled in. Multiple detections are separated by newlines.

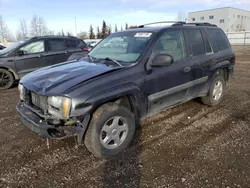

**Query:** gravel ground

left=0, top=46, right=250, bottom=188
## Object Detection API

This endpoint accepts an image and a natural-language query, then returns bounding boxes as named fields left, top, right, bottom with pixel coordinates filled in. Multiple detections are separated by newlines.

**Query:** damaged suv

left=17, top=22, right=235, bottom=158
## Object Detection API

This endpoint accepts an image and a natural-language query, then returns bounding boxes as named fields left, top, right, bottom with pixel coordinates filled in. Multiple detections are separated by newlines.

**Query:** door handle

left=183, top=67, right=191, bottom=73
left=64, top=51, right=69, bottom=54
left=37, top=54, right=42, bottom=58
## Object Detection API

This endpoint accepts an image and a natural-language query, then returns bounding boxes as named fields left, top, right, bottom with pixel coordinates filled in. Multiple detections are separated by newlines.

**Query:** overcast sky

left=1, top=0, right=250, bottom=36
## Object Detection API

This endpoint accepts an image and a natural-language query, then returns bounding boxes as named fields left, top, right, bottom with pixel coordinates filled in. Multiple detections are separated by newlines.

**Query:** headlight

left=18, top=83, right=25, bottom=100
left=48, top=96, right=72, bottom=119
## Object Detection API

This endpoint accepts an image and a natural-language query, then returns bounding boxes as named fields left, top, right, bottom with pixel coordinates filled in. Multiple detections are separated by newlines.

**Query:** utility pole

left=75, top=16, right=77, bottom=36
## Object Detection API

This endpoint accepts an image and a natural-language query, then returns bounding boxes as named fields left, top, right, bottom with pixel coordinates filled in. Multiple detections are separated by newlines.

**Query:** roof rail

left=138, top=21, right=186, bottom=28
left=128, top=21, right=217, bottom=29
left=173, top=22, right=217, bottom=27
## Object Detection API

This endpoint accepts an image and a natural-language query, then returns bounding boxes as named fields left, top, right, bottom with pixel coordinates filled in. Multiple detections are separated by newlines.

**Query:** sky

left=0, top=0, right=250, bottom=36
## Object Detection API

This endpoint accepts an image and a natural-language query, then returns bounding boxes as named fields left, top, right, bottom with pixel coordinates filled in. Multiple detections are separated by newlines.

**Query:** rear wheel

left=84, top=103, right=136, bottom=158
left=0, top=69, right=14, bottom=90
left=201, top=75, right=225, bottom=106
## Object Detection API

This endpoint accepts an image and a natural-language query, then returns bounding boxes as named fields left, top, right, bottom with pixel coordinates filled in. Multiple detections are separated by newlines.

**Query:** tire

left=0, top=69, right=14, bottom=90
left=84, top=103, right=136, bottom=158
left=201, top=74, right=225, bottom=106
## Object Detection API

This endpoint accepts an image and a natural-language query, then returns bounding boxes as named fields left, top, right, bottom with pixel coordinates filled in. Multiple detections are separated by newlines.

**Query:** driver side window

left=152, top=30, right=187, bottom=62
left=20, top=41, right=45, bottom=55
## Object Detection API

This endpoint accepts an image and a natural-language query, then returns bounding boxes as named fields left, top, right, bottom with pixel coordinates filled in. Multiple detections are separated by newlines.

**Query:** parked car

left=17, top=22, right=235, bottom=158
left=0, top=45, right=5, bottom=50
left=0, top=36, right=88, bottom=89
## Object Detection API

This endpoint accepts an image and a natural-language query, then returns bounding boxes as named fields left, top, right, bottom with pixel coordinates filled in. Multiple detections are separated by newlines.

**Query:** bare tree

left=0, top=15, right=9, bottom=43
left=16, top=19, right=28, bottom=41
left=176, top=10, right=187, bottom=22
left=30, top=15, right=48, bottom=36
left=77, top=31, right=88, bottom=39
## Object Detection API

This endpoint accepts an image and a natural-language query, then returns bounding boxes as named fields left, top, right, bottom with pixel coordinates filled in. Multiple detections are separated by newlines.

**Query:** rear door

left=14, top=40, right=46, bottom=77
left=66, top=38, right=88, bottom=55
left=186, top=28, right=219, bottom=96
left=43, top=39, right=69, bottom=66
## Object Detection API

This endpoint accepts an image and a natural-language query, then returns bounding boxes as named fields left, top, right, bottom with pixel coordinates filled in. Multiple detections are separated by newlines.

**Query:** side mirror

left=151, top=54, right=173, bottom=67
left=17, top=50, right=24, bottom=56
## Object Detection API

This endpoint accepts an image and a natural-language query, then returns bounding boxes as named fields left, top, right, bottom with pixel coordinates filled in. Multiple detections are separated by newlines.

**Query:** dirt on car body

left=0, top=46, right=250, bottom=188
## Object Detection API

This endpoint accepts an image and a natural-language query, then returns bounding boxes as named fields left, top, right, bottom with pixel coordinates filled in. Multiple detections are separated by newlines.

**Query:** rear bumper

left=16, top=102, right=88, bottom=141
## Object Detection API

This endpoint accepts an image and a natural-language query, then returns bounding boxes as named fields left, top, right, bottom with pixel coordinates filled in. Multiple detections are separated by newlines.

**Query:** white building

left=188, top=7, right=250, bottom=32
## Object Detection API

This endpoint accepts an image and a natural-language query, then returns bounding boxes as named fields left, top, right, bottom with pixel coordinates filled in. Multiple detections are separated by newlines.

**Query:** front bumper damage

left=16, top=102, right=90, bottom=145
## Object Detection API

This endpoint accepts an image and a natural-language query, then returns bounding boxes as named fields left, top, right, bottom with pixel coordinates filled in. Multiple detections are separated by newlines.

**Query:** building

left=188, top=7, right=250, bottom=32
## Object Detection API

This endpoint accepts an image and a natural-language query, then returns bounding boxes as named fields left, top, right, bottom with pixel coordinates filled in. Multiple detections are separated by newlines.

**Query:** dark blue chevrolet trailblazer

left=16, top=21, right=235, bottom=158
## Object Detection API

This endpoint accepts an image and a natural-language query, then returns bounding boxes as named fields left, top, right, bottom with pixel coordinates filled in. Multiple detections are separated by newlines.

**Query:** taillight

left=82, top=47, right=89, bottom=51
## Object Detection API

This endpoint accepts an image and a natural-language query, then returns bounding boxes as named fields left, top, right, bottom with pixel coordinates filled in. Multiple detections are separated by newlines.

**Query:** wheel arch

left=0, top=66, right=19, bottom=80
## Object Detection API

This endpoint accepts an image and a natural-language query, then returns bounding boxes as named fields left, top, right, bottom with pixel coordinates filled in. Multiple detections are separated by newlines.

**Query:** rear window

left=206, top=29, right=230, bottom=51
left=187, top=29, right=205, bottom=56
left=48, top=39, right=67, bottom=51
left=66, top=39, right=87, bottom=48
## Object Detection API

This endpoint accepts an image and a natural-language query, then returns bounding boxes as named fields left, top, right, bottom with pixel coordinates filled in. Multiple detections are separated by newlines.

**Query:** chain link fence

left=226, top=31, right=250, bottom=45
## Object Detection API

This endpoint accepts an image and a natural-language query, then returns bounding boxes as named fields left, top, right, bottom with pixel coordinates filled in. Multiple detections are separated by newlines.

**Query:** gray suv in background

left=0, top=36, right=88, bottom=90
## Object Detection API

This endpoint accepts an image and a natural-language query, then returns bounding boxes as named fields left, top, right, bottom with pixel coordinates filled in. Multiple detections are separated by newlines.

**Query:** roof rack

left=177, top=22, right=217, bottom=27
left=130, top=21, right=217, bottom=29
left=138, top=21, right=186, bottom=28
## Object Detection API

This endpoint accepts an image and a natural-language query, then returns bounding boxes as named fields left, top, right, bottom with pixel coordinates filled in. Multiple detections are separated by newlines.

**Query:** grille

left=31, top=92, right=47, bottom=111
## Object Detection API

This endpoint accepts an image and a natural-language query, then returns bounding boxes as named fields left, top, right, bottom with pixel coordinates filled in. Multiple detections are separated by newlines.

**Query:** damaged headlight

left=48, top=96, right=72, bottom=119
left=18, top=83, right=25, bottom=101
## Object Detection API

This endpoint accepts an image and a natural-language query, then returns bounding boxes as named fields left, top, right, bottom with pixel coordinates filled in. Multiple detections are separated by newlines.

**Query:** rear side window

left=66, top=39, right=87, bottom=48
left=187, top=29, right=205, bottom=56
left=48, top=39, right=67, bottom=51
left=203, top=34, right=213, bottom=54
left=206, top=29, right=230, bottom=51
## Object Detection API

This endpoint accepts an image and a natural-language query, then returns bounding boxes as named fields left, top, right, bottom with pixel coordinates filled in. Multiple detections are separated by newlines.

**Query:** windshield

left=0, top=40, right=27, bottom=55
left=89, top=31, right=153, bottom=63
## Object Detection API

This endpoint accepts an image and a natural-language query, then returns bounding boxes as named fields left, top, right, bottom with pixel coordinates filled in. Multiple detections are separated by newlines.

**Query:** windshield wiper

left=88, top=54, right=94, bottom=62
left=104, top=57, right=123, bottom=67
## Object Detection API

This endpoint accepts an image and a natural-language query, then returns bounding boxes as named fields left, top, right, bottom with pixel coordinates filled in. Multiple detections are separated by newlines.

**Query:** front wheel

left=201, top=75, right=225, bottom=106
left=0, top=69, right=14, bottom=90
left=84, top=103, right=136, bottom=158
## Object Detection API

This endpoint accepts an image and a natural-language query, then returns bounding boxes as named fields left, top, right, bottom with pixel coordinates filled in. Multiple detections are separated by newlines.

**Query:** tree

left=108, top=25, right=112, bottom=35
left=30, top=15, right=48, bottom=36
left=125, top=23, right=128, bottom=30
left=16, top=19, right=28, bottom=41
left=96, top=26, right=102, bottom=39
left=62, top=29, right=65, bottom=36
left=176, top=10, right=187, bottom=22
left=0, top=15, right=9, bottom=43
left=120, top=26, right=123, bottom=31
left=77, top=31, right=88, bottom=39
left=101, top=20, right=108, bottom=38
left=67, top=32, right=73, bottom=36
left=115, top=24, right=118, bottom=32
left=89, top=25, right=95, bottom=39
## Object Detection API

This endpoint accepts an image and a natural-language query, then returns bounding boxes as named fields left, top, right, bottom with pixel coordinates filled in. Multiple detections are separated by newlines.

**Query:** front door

left=14, top=40, right=45, bottom=77
left=145, top=29, right=206, bottom=115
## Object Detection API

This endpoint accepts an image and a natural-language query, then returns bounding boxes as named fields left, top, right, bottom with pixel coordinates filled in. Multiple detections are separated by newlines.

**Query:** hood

left=21, top=60, right=120, bottom=95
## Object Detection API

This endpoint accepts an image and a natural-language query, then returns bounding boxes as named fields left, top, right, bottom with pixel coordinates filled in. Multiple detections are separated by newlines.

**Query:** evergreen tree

left=101, top=20, right=108, bottom=38
left=89, top=24, right=95, bottom=39
left=96, top=26, right=102, bottom=39
left=125, top=23, right=128, bottom=30
left=115, top=24, right=118, bottom=32
left=108, top=25, right=112, bottom=35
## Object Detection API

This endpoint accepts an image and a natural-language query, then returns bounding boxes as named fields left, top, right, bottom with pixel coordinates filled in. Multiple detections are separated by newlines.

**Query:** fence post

left=244, top=32, right=247, bottom=46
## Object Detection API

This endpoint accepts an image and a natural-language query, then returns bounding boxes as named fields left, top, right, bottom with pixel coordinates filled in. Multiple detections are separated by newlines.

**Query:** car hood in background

left=21, top=60, right=120, bottom=95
